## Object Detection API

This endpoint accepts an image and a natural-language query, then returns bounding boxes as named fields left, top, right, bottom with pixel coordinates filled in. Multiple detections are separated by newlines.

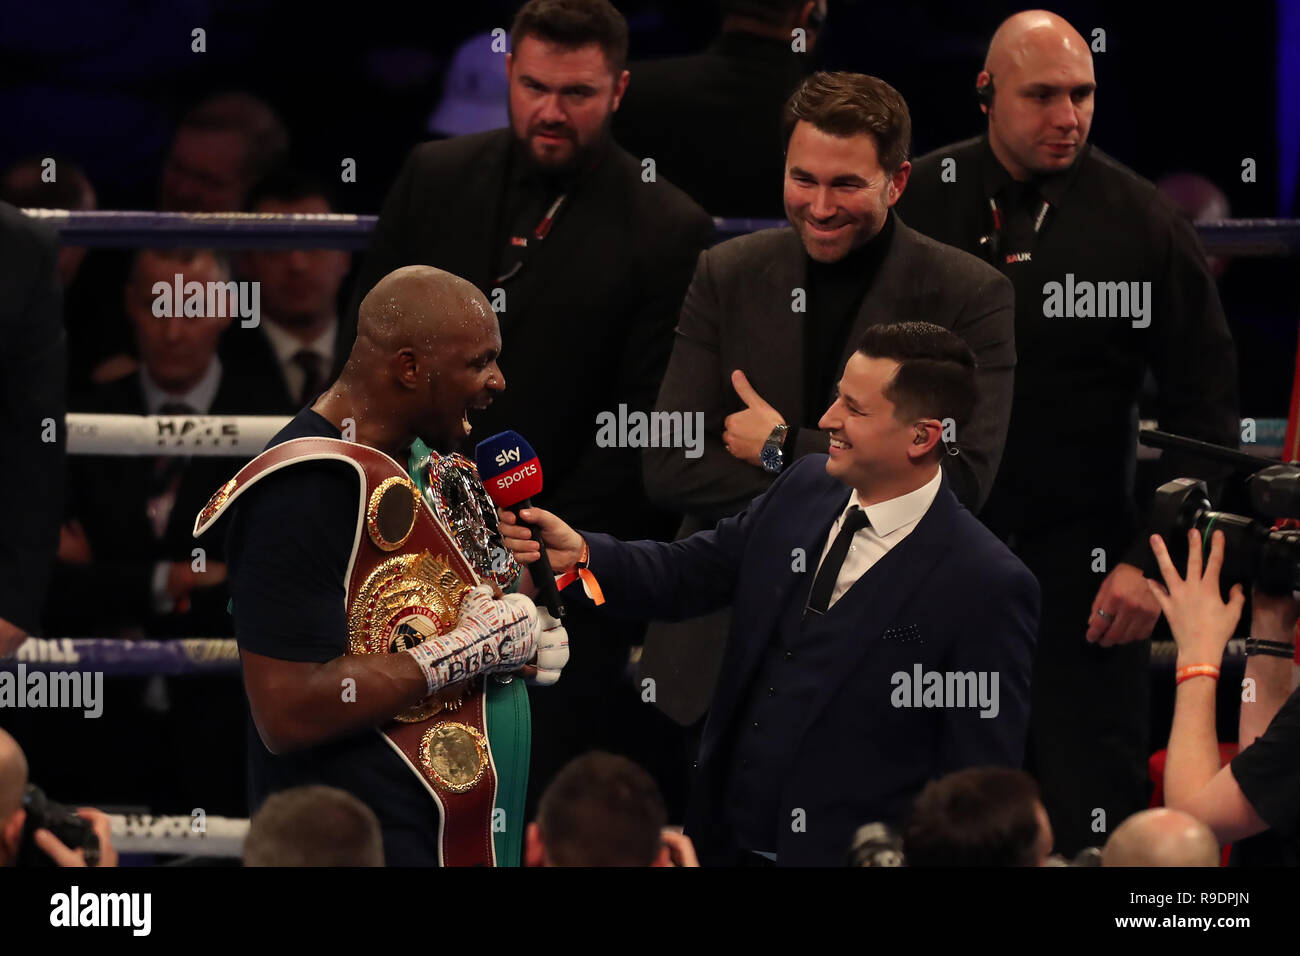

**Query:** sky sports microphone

left=474, top=430, right=564, bottom=619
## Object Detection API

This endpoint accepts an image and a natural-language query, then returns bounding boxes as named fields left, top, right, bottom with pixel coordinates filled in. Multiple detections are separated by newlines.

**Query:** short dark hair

left=510, top=0, right=629, bottom=75
left=855, top=321, right=977, bottom=435
left=782, top=72, right=912, bottom=174
left=903, top=768, right=1044, bottom=867
left=246, top=164, right=339, bottom=213
left=244, top=785, right=384, bottom=866
left=537, top=751, right=666, bottom=866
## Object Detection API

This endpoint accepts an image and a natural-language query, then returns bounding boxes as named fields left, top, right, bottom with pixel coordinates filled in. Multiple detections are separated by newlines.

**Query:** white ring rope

left=108, top=813, right=248, bottom=857
left=67, top=413, right=291, bottom=456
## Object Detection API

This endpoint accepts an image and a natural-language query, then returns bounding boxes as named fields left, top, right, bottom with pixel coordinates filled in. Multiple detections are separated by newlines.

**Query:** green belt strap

left=485, top=676, right=530, bottom=867
left=409, top=438, right=532, bottom=867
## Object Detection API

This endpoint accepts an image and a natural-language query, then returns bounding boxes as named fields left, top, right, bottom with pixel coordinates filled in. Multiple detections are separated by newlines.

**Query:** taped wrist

left=404, top=586, right=537, bottom=694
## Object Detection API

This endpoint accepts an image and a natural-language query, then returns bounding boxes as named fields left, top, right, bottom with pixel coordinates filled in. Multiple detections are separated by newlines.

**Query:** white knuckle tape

left=527, top=626, right=569, bottom=686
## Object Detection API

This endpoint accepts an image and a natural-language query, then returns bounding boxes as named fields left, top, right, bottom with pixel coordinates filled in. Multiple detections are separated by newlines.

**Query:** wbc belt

left=194, top=436, right=500, bottom=866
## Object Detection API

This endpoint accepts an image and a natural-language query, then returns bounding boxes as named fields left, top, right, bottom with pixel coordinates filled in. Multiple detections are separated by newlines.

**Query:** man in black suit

left=43, top=247, right=261, bottom=815
left=895, top=11, right=1239, bottom=855
left=223, top=167, right=354, bottom=415
left=612, top=0, right=819, bottom=219
left=0, top=202, right=64, bottom=658
left=504, top=323, right=1038, bottom=865
left=349, top=0, right=715, bottom=815
left=640, top=72, right=1016, bottom=731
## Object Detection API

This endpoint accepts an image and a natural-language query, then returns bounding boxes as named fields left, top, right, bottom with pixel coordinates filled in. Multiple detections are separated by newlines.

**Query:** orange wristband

left=1175, top=664, right=1221, bottom=686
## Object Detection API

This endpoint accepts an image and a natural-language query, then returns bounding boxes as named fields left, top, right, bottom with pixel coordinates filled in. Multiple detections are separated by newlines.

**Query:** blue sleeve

left=579, top=456, right=808, bottom=621
left=226, top=461, right=358, bottom=662
left=937, top=559, right=1039, bottom=773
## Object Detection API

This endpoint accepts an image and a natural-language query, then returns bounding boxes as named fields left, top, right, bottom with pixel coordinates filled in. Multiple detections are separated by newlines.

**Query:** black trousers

left=1011, top=521, right=1151, bottom=857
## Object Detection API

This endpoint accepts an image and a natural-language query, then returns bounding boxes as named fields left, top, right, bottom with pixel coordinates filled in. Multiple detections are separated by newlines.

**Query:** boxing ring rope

left=23, top=208, right=1300, bottom=253
left=21, top=209, right=1300, bottom=857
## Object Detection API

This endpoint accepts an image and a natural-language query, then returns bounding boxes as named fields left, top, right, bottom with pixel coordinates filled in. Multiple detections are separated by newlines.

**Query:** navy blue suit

left=582, top=455, right=1039, bottom=866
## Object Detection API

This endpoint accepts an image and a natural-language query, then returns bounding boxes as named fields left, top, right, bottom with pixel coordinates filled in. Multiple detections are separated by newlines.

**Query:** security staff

left=896, top=10, right=1239, bottom=855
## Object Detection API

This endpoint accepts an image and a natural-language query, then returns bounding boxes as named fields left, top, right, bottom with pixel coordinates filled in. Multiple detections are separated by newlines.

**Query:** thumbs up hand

left=723, top=369, right=785, bottom=468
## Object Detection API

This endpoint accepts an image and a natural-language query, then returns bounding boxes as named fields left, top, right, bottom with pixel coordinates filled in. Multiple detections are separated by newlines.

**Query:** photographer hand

left=1147, top=528, right=1244, bottom=665
left=34, top=808, right=118, bottom=867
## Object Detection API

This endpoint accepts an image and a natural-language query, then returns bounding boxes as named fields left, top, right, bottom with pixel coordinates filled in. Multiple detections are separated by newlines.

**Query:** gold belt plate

left=349, top=551, right=472, bottom=722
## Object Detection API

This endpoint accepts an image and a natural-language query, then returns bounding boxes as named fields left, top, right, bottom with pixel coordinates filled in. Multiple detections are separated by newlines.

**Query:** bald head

left=1102, top=809, right=1221, bottom=867
left=0, top=729, right=28, bottom=820
left=356, top=266, right=494, bottom=356
left=335, top=266, right=504, bottom=450
left=979, top=10, right=1096, bottom=181
left=986, top=10, right=1091, bottom=76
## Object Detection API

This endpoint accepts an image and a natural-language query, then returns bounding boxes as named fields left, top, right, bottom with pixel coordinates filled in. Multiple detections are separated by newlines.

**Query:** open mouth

left=828, top=436, right=851, bottom=453
left=461, top=398, right=492, bottom=436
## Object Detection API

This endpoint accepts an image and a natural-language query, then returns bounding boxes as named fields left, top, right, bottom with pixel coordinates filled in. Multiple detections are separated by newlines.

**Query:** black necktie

left=292, top=350, right=325, bottom=406
left=806, top=506, right=871, bottom=615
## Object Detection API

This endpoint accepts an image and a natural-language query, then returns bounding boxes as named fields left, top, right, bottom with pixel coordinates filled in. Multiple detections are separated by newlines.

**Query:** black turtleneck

left=794, top=212, right=896, bottom=446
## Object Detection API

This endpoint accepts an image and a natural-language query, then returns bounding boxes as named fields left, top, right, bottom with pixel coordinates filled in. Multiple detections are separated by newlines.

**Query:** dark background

left=3, top=0, right=1294, bottom=414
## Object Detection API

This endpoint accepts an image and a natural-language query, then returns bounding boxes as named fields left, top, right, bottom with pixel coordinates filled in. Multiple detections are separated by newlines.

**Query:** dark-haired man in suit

left=223, top=168, right=353, bottom=415
left=503, top=323, right=1038, bottom=866
left=640, top=71, right=1016, bottom=734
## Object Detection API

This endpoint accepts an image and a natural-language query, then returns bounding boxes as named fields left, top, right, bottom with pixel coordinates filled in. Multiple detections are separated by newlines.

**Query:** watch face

left=760, top=446, right=781, bottom=473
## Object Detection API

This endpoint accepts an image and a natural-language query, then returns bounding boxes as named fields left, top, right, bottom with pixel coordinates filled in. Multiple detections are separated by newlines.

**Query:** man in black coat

left=640, top=72, right=1016, bottom=731
left=895, top=11, right=1239, bottom=854
left=349, top=0, right=715, bottom=814
left=0, top=202, right=64, bottom=658
left=612, top=0, right=819, bottom=219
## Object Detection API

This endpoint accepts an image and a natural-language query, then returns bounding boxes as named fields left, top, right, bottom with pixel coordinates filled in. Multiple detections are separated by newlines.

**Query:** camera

left=16, top=784, right=100, bottom=867
left=1149, top=463, right=1300, bottom=596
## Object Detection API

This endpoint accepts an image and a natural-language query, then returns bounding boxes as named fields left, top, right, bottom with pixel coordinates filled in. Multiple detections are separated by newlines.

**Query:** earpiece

left=975, top=75, right=995, bottom=107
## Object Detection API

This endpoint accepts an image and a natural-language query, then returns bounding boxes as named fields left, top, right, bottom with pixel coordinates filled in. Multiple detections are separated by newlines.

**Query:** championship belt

left=194, top=437, right=502, bottom=866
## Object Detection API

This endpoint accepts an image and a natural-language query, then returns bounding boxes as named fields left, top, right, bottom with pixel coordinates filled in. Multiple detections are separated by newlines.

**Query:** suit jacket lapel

left=750, top=229, right=807, bottom=423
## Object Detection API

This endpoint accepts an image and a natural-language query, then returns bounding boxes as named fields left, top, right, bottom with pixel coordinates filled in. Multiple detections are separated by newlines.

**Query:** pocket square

left=881, top=623, right=922, bottom=644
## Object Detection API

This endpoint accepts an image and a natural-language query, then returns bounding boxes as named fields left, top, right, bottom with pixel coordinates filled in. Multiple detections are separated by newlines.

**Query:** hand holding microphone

left=474, top=431, right=569, bottom=619
left=498, top=507, right=586, bottom=577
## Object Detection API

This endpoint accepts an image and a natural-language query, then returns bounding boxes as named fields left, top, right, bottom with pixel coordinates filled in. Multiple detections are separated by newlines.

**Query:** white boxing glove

left=405, top=584, right=538, bottom=694
left=527, top=607, right=570, bottom=686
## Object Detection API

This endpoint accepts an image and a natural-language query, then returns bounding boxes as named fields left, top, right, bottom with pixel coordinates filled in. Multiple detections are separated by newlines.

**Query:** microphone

left=474, top=430, right=565, bottom=619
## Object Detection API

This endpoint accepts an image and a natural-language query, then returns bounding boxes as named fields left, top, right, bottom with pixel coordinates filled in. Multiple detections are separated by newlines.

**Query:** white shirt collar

left=260, top=316, right=337, bottom=367
left=847, top=468, right=943, bottom=537
left=139, top=357, right=222, bottom=414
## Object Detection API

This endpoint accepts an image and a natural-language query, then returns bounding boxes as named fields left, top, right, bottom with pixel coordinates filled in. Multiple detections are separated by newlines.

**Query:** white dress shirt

left=260, top=317, right=336, bottom=402
left=813, top=468, right=943, bottom=609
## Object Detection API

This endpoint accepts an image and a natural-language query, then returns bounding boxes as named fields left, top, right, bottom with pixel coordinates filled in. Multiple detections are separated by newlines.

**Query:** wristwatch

left=760, top=424, right=789, bottom=475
